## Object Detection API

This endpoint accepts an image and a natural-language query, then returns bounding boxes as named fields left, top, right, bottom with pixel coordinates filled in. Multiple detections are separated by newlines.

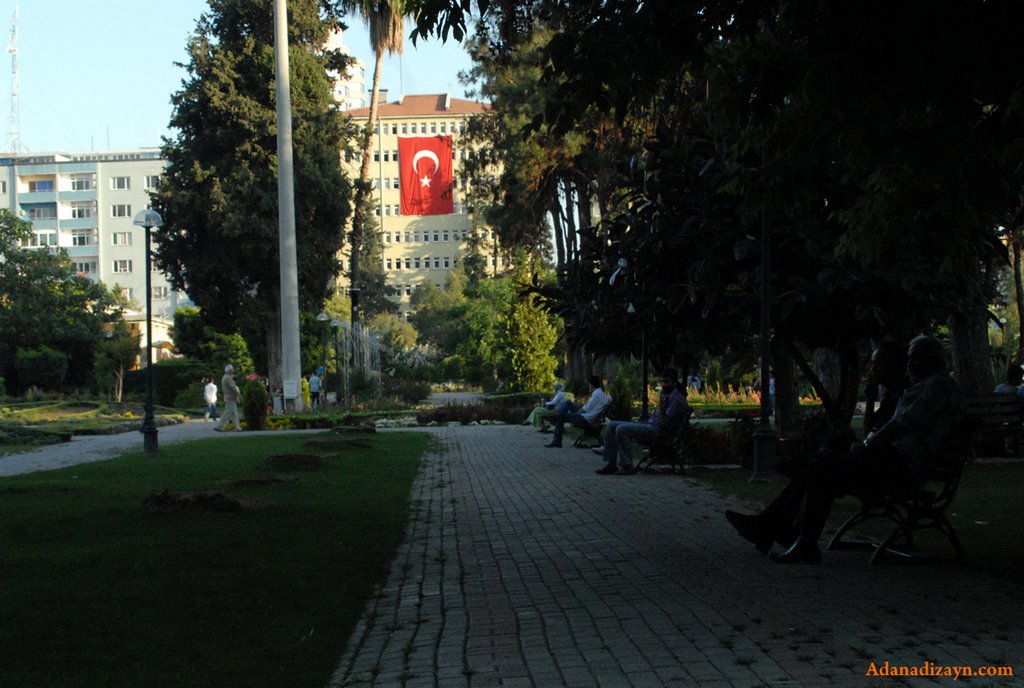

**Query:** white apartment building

left=0, top=149, right=188, bottom=353
left=345, top=93, right=495, bottom=318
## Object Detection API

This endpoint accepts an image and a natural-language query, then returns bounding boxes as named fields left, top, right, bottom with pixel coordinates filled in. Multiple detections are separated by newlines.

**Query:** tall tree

left=0, top=210, right=126, bottom=389
left=154, top=0, right=351, bottom=389
left=344, top=0, right=408, bottom=326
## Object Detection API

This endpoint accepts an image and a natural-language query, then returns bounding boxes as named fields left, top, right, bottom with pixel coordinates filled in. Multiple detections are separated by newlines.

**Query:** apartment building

left=0, top=149, right=188, bottom=352
left=345, top=93, right=494, bottom=318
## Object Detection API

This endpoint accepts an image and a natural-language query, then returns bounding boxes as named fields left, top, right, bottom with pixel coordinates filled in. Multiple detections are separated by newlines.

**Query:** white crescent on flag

left=412, top=149, right=440, bottom=187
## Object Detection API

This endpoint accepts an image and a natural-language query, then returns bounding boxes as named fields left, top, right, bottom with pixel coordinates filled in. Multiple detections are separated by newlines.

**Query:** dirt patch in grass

left=228, top=476, right=300, bottom=487
left=266, top=453, right=324, bottom=470
left=142, top=489, right=273, bottom=512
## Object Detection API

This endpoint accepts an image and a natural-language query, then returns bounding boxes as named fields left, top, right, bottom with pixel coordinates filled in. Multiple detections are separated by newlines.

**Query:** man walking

left=215, top=364, right=241, bottom=431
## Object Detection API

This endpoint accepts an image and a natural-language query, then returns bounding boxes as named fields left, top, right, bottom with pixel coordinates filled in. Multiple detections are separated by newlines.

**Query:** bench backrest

left=963, top=393, right=1024, bottom=429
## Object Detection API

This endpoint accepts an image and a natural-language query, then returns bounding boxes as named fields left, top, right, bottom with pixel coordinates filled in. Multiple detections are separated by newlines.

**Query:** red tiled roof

left=347, top=94, right=489, bottom=118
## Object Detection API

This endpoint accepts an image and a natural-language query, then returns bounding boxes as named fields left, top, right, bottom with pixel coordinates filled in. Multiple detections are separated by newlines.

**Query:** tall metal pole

left=142, top=223, right=158, bottom=456
left=274, top=0, right=303, bottom=411
left=752, top=150, right=777, bottom=482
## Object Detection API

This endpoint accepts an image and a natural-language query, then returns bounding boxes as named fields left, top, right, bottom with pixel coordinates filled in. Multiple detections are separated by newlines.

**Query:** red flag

left=399, top=135, right=454, bottom=216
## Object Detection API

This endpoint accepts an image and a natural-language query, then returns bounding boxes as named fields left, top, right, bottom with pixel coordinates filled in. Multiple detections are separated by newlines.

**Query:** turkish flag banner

left=398, top=135, right=454, bottom=216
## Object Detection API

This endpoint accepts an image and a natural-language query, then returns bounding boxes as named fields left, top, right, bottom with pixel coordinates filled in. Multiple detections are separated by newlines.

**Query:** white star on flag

left=420, top=174, right=432, bottom=188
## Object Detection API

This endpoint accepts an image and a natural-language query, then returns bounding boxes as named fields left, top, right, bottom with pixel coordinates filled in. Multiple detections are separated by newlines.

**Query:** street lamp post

left=316, top=311, right=330, bottom=377
left=331, top=319, right=342, bottom=405
left=132, top=209, right=163, bottom=458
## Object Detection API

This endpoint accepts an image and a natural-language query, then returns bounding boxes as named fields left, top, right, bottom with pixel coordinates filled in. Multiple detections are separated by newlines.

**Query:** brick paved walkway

left=330, top=425, right=1024, bottom=688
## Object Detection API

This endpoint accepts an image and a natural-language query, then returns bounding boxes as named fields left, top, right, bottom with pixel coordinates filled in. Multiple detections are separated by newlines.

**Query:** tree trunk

left=948, top=307, right=994, bottom=394
left=350, top=50, right=386, bottom=326
left=1013, top=229, right=1024, bottom=362
left=771, top=336, right=799, bottom=434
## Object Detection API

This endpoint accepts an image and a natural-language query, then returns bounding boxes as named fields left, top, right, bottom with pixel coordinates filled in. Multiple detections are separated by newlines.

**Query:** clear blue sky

left=0, top=0, right=475, bottom=153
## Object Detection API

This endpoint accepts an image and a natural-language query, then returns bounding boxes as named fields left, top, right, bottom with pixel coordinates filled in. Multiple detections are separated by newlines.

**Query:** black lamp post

left=316, top=311, right=330, bottom=376
left=132, top=209, right=162, bottom=457
left=331, top=319, right=342, bottom=405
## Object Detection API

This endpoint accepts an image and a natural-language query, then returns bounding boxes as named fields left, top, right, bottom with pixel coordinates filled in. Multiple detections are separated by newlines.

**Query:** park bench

left=572, top=408, right=609, bottom=448
left=826, top=414, right=977, bottom=564
left=961, top=393, right=1024, bottom=457
left=633, top=409, right=696, bottom=475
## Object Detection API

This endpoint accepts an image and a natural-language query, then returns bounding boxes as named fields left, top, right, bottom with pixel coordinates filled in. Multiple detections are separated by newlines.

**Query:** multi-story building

left=345, top=93, right=495, bottom=318
left=0, top=149, right=189, bottom=356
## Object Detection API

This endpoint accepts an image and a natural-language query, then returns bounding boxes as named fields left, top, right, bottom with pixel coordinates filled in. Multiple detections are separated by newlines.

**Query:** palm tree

left=347, top=0, right=407, bottom=326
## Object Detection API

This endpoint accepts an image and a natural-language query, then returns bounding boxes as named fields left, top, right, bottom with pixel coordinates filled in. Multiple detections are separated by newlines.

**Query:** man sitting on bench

left=728, top=336, right=963, bottom=564
left=544, top=375, right=611, bottom=448
left=595, top=369, right=690, bottom=476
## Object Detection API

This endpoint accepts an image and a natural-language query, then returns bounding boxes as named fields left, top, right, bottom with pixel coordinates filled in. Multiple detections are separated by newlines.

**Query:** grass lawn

left=688, top=460, right=1024, bottom=586
left=0, top=431, right=429, bottom=688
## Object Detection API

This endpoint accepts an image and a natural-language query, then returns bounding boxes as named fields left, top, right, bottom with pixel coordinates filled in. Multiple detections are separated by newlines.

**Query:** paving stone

left=328, top=425, right=1024, bottom=687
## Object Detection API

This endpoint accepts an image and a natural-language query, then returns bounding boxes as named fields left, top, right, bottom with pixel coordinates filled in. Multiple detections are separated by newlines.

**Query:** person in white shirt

left=203, top=378, right=219, bottom=422
left=545, top=375, right=612, bottom=448
left=525, top=381, right=568, bottom=429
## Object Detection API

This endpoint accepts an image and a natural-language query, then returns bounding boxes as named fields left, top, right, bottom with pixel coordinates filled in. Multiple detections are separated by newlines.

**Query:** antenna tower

left=8, top=6, right=19, bottom=154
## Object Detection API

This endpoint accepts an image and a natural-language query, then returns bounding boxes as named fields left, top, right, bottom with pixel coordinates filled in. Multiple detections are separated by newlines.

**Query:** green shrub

left=173, top=380, right=206, bottom=410
left=482, top=392, right=545, bottom=408
left=415, top=402, right=531, bottom=425
left=241, top=379, right=269, bottom=430
left=14, top=346, right=68, bottom=392
left=350, top=367, right=380, bottom=401
left=606, top=376, right=634, bottom=421
left=381, top=377, right=432, bottom=405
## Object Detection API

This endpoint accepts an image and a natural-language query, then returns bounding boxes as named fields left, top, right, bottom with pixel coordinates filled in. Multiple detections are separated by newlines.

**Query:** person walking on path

left=309, top=371, right=323, bottom=410
left=203, top=377, right=219, bottom=422
left=215, top=365, right=242, bottom=431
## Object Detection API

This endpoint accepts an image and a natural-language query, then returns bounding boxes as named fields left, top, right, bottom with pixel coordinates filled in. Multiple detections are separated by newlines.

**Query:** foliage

left=349, top=366, right=381, bottom=401
left=0, top=210, right=127, bottom=390
left=414, top=402, right=530, bottom=426
left=173, top=379, right=207, bottom=411
left=241, top=379, right=269, bottom=430
left=93, top=330, right=141, bottom=403
left=14, top=346, right=69, bottom=392
left=154, top=0, right=352, bottom=385
left=504, top=255, right=560, bottom=391
left=605, top=375, right=633, bottom=422
left=379, top=377, right=432, bottom=405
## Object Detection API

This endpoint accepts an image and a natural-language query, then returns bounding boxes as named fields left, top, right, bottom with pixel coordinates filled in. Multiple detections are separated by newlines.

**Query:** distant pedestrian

left=308, top=371, right=322, bottom=410
left=215, top=365, right=241, bottom=431
left=203, top=377, right=219, bottom=422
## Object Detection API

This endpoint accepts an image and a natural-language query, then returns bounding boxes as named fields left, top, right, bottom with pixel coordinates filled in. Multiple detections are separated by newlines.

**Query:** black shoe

left=769, top=537, right=822, bottom=564
left=595, top=463, right=618, bottom=475
left=544, top=442, right=562, bottom=448
left=616, top=465, right=636, bottom=476
left=725, top=510, right=774, bottom=554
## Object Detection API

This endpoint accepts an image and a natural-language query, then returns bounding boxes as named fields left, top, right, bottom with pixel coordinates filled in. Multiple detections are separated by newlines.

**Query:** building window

left=405, top=284, right=412, bottom=296
left=404, top=232, right=411, bottom=243
left=121, top=287, right=134, bottom=300
left=422, top=232, right=429, bottom=243
left=113, top=259, right=133, bottom=273
left=414, top=258, right=421, bottom=269
left=72, top=230, right=94, bottom=246
left=443, top=257, right=451, bottom=268
left=28, top=179, right=55, bottom=192
left=434, top=257, right=441, bottom=268
left=112, top=232, right=132, bottom=246
left=392, top=149, right=398, bottom=160
left=71, top=174, right=94, bottom=191
left=0, top=180, right=6, bottom=194
left=393, top=177, right=399, bottom=189
left=419, top=123, right=426, bottom=133
left=433, top=232, right=440, bottom=242
left=151, top=286, right=169, bottom=300
left=373, top=151, right=380, bottom=162
left=384, top=233, right=391, bottom=244
left=394, top=259, right=402, bottom=271
left=74, top=260, right=96, bottom=274
left=112, top=204, right=131, bottom=218
left=383, top=205, right=391, bottom=217
left=28, top=231, right=57, bottom=247
left=392, top=204, right=400, bottom=216
left=27, top=206, right=56, bottom=220
left=440, top=122, right=447, bottom=134
left=401, top=123, right=408, bottom=134
left=391, top=124, right=398, bottom=134
left=394, top=232, right=401, bottom=243
left=71, top=202, right=94, bottom=219
left=430, top=122, right=437, bottom=133
left=374, top=206, right=381, bottom=216
left=110, top=176, right=130, bottom=190
left=404, top=258, right=411, bottom=269
left=386, top=258, right=392, bottom=270
left=144, top=175, right=161, bottom=189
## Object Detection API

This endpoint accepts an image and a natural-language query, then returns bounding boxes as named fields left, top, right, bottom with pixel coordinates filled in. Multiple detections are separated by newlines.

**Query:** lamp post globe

left=132, top=208, right=163, bottom=457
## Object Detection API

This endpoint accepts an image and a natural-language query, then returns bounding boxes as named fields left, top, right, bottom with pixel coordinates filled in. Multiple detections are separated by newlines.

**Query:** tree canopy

left=154, top=0, right=352, bottom=383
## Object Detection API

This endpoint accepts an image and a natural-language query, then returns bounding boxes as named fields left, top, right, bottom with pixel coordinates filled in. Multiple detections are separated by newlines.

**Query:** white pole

left=273, top=0, right=303, bottom=410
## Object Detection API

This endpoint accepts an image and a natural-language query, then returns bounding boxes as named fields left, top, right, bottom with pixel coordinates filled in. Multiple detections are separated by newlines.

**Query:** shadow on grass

left=0, top=431, right=430, bottom=688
